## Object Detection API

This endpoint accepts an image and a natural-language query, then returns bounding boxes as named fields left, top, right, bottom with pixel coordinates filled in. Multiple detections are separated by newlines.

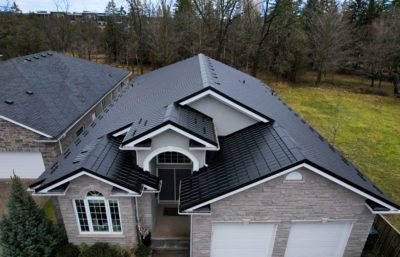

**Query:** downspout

left=190, top=215, right=193, bottom=257
left=134, top=197, right=141, bottom=243
left=58, top=140, right=63, bottom=153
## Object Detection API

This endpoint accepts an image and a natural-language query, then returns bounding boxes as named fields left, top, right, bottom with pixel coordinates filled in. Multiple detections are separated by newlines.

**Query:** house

left=0, top=52, right=130, bottom=179
left=29, top=54, right=399, bottom=257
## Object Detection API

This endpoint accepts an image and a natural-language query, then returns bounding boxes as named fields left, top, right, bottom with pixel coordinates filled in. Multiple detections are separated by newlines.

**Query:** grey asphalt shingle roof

left=32, top=54, right=398, bottom=210
left=0, top=51, right=130, bottom=138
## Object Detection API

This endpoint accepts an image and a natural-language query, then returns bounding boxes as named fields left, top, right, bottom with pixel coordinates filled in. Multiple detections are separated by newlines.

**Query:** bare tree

left=193, top=0, right=240, bottom=59
left=308, top=3, right=352, bottom=85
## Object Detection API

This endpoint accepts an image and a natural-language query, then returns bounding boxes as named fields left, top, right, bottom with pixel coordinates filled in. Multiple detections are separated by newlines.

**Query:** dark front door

left=158, top=168, right=191, bottom=202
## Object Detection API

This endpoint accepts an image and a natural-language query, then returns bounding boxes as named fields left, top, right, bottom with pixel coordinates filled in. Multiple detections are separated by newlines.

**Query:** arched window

left=73, top=191, right=122, bottom=233
left=285, top=171, right=303, bottom=181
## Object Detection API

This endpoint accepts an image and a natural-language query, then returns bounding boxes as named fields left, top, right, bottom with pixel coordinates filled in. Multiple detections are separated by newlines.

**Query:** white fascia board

left=0, top=115, right=52, bottom=138
left=112, top=127, right=131, bottom=137
left=365, top=203, right=400, bottom=215
left=179, top=90, right=269, bottom=123
left=182, top=163, right=399, bottom=213
left=31, top=186, right=70, bottom=196
left=37, top=171, right=140, bottom=196
left=121, top=124, right=217, bottom=149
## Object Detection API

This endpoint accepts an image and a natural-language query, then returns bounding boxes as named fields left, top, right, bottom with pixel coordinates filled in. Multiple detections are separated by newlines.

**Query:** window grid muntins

left=73, top=195, right=122, bottom=234
left=75, top=200, right=90, bottom=232
left=109, top=200, right=122, bottom=232
left=88, top=199, right=109, bottom=232
left=157, top=152, right=191, bottom=164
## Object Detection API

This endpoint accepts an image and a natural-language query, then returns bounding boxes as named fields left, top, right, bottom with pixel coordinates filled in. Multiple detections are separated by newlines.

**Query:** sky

left=1, top=0, right=127, bottom=13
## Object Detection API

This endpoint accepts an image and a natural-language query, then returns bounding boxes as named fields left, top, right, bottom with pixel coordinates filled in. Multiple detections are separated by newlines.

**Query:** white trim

left=365, top=203, right=400, bottom=214
left=181, top=163, right=399, bottom=212
left=120, top=124, right=217, bottom=149
left=143, top=146, right=200, bottom=171
left=0, top=115, right=52, bottom=138
left=36, top=171, right=140, bottom=195
left=31, top=185, right=69, bottom=196
left=112, top=127, right=131, bottom=137
left=179, top=89, right=269, bottom=123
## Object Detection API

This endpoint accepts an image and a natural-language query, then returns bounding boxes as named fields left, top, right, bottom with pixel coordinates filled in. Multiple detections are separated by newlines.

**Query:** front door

left=158, top=168, right=191, bottom=202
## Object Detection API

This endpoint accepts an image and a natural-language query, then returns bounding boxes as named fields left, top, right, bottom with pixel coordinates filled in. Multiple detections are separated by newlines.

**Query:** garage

left=0, top=152, right=45, bottom=179
left=284, top=222, right=353, bottom=257
left=211, top=223, right=277, bottom=257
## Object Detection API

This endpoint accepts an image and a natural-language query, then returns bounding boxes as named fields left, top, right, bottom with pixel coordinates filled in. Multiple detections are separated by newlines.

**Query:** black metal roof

left=180, top=123, right=304, bottom=210
left=0, top=51, right=130, bottom=139
left=31, top=54, right=399, bottom=210
left=121, top=104, right=217, bottom=147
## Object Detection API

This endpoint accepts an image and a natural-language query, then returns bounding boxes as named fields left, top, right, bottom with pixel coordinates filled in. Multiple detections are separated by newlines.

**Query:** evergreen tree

left=0, top=175, right=63, bottom=257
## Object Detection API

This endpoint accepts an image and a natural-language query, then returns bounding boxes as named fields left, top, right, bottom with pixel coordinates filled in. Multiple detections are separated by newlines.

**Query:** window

left=73, top=191, right=122, bottom=233
left=285, top=171, right=303, bottom=181
left=157, top=152, right=192, bottom=164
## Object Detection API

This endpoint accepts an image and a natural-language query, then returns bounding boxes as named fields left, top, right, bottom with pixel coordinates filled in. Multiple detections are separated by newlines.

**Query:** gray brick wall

left=57, top=175, right=138, bottom=248
left=0, top=119, right=60, bottom=167
left=191, top=168, right=374, bottom=257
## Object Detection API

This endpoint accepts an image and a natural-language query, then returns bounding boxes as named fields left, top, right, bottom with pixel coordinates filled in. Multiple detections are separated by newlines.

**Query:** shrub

left=134, top=244, right=151, bottom=257
left=79, top=242, right=129, bottom=257
left=0, top=175, right=64, bottom=257
left=56, top=243, right=80, bottom=257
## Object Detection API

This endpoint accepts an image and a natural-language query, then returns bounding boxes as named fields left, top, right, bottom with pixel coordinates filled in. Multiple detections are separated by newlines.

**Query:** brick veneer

left=57, top=175, right=138, bottom=248
left=191, top=168, right=374, bottom=257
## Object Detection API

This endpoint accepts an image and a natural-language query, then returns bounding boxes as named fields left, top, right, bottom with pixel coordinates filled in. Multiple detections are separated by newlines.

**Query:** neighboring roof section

left=0, top=52, right=130, bottom=139
left=120, top=104, right=218, bottom=148
left=34, top=135, right=160, bottom=194
left=180, top=123, right=304, bottom=211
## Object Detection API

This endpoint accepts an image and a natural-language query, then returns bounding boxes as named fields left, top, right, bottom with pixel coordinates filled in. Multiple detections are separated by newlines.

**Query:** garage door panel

left=211, top=223, right=277, bottom=257
left=0, top=152, right=45, bottom=179
left=285, top=222, right=353, bottom=257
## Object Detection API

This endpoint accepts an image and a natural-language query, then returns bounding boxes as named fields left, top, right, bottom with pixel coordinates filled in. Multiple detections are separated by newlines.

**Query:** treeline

left=0, top=0, right=399, bottom=85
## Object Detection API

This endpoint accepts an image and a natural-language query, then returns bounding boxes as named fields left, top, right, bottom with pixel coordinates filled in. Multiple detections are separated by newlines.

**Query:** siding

left=191, top=168, right=374, bottom=257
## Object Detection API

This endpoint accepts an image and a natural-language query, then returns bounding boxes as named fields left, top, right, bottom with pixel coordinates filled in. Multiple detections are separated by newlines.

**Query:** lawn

left=258, top=71, right=400, bottom=228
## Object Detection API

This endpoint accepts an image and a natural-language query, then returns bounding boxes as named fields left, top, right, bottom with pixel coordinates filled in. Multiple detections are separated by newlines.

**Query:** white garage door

left=0, top=152, right=45, bottom=179
left=284, top=222, right=353, bottom=257
left=211, top=223, right=277, bottom=257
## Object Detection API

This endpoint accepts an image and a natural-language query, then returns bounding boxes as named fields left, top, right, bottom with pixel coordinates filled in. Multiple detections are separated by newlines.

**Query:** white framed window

left=157, top=152, right=192, bottom=164
left=73, top=191, right=122, bottom=234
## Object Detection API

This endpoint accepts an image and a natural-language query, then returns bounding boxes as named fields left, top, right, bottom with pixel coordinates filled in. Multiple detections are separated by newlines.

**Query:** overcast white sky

left=2, top=0, right=127, bottom=13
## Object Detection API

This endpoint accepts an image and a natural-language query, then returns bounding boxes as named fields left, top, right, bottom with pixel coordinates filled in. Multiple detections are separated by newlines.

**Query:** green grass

left=258, top=71, right=400, bottom=228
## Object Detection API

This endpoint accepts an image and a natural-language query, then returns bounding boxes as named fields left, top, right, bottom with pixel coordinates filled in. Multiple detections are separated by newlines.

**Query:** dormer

left=177, top=87, right=270, bottom=136
left=114, top=104, right=218, bottom=171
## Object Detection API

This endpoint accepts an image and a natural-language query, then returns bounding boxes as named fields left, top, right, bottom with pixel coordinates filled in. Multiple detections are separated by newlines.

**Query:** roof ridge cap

left=198, top=54, right=213, bottom=88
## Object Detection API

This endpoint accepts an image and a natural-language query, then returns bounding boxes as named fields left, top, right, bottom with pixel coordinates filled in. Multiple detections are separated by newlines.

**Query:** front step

left=152, top=237, right=190, bottom=250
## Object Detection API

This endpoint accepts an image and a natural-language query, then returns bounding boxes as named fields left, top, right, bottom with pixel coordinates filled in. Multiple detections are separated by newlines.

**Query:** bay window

left=73, top=191, right=122, bottom=233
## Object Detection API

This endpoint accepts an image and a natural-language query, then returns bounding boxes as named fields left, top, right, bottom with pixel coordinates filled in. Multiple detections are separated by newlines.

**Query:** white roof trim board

left=179, top=89, right=269, bottom=123
left=120, top=124, right=218, bottom=149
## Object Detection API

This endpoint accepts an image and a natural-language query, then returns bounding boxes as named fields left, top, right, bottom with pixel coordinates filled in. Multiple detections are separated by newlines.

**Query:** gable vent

left=4, top=100, right=13, bottom=105
left=26, top=90, right=34, bottom=95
